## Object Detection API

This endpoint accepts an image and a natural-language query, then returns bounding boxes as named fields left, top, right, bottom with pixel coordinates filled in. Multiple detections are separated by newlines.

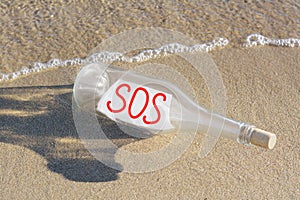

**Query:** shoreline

left=1, top=0, right=299, bottom=199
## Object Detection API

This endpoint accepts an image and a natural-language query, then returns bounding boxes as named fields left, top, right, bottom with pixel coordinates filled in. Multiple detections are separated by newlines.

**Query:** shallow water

left=0, top=0, right=299, bottom=73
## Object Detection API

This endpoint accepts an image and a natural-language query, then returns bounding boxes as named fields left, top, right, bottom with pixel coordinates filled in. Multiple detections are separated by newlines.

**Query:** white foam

left=0, top=34, right=299, bottom=83
left=245, top=34, right=300, bottom=47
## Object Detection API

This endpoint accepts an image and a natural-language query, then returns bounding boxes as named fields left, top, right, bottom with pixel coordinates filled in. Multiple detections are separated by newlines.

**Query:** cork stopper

left=250, top=128, right=277, bottom=149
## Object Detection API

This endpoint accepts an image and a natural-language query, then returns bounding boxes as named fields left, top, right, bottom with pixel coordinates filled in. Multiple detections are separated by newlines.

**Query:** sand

left=1, top=1, right=300, bottom=199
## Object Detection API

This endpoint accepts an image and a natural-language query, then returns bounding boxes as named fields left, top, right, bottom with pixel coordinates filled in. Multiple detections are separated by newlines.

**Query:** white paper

left=97, top=80, right=174, bottom=130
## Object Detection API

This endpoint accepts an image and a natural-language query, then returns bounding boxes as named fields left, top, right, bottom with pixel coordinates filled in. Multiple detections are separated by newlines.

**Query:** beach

left=1, top=1, right=300, bottom=199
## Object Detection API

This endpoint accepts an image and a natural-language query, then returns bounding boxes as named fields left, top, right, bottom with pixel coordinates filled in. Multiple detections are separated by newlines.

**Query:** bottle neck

left=170, top=102, right=244, bottom=143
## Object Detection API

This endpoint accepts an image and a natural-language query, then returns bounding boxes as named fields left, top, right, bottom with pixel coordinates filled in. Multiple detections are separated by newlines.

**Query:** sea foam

left=0, top=34, right=299, bottom=83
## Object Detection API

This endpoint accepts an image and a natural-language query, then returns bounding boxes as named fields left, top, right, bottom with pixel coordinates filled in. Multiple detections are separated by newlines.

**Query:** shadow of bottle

left=0, top=85, right=145, bottom=182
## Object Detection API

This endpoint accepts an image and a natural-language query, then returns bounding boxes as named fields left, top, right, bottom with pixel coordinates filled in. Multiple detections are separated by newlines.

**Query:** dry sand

left=1, top=1, right=300, bottom=199
left=1, top=47, right=299, bottom=199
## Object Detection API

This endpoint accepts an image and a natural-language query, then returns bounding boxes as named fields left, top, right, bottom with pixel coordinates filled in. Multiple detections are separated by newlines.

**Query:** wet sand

left=1, top=1, right=300, bottom=199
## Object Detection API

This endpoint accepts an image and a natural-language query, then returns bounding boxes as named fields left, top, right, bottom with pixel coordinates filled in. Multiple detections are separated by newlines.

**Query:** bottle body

left=73, top=63, right=276, bottom=150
